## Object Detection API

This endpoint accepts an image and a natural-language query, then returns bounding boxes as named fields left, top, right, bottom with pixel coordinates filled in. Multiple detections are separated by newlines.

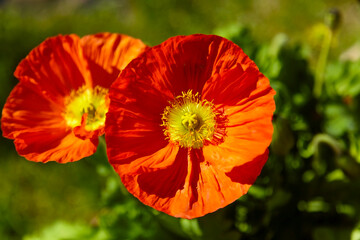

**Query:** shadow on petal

left=86, top=58, right=120, bottom=89
left=225, top=149, right=269, bottom=185
left=137, top=148, right=189, bottom=198
left=188, top=148, right=205, bottom=207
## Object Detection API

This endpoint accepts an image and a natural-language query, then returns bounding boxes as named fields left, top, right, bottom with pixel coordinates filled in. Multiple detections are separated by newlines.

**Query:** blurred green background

left=1, top=0, right=360, bottom=239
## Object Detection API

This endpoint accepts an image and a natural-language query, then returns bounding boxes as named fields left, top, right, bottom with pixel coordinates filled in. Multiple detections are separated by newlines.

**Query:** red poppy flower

left=1, top=33, right=147, bottom=163
left=105, top=34, right=276, bottom=218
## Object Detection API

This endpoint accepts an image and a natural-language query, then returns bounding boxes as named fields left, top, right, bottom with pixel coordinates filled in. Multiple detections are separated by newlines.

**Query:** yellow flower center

left=161, top=90, right=218, bottom=149
left=182, top=112, right=199, bottom=130
left=64, top=86, right=109, bottom=131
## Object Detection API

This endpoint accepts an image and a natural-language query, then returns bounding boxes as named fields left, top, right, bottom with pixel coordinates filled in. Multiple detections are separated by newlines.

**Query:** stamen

left=64, top=85, right=109, bottom=131
left=161, top=90, right=227, bottom=149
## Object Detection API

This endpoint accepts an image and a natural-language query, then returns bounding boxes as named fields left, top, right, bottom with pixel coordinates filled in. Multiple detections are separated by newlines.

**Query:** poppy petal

left=106, top=78, right=171, bottom=167
left=14, top=35, right=91, bottom=103
left=118, top=148, right=252, bottom=218
left=14, top=129, right=98, bottom=163
left=117, top=147, right=188, bottom=216
left=1, top=82, right=64, bottom=139
left=202, top=65, right=275, bottom=172
left=80, top=33, right=148, bottom=89
left=1, top=82, right=97, bottom=163
left=119, top=34, right=250, bottom=98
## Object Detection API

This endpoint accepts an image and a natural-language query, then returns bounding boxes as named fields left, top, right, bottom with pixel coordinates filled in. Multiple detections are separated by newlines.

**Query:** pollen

left=64, top=85, right=109, bottom=131
left=161, top=90, right=225, bottom=149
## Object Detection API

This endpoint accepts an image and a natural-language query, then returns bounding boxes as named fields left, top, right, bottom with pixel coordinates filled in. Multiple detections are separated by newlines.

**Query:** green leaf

left=23, top=221, right=94, bottom=240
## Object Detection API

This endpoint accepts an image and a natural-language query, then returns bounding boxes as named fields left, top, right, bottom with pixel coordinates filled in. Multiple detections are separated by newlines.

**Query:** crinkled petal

left=117, top=147, right=188, bottom=216
left=13, top=129, right=98, bottom=163
left=80, top=33, right=148, bottom=89
left=118, top=34, right=249, bottom=98
left=1, top=82, right=64, bottom=139
left=225, top=149, right=269, bottom=185
left=106, top=76, right=171, bottom=167
left=14, top=34, right=91, bottom=104
left=1, top=82, right=97, bottom=163
left=203, top=65, right=276, bottom=172
left=117, top=148, right=252, bottom=218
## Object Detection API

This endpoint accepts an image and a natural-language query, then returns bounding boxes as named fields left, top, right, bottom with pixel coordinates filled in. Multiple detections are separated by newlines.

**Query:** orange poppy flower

left=105, top=34, right=276, bottom=218
left=1, top=33, right=147, bottom=163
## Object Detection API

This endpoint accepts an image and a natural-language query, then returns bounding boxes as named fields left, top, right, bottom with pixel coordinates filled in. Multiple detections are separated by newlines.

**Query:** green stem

left=98, top=135, right=107, bottom=152
left=92, top=135, right=108, bottom=164
left=312, top=133, right=342, bottom=156
left=313, top=27, right=333, bottom=98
